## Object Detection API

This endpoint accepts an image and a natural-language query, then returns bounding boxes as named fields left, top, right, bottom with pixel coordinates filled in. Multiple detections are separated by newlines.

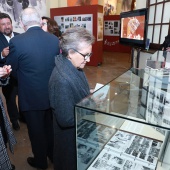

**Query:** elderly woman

left=49, top=27, right=95, bottom=170
left=0, top=65, right=16, bottom=170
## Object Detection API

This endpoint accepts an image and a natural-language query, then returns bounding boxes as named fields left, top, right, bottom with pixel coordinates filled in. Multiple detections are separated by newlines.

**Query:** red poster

left=67, top=0, right=98, bottom=6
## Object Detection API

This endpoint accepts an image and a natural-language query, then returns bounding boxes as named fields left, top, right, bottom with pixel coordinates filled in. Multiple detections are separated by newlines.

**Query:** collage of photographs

left=88, top=130, right=162, bottom=170
left=88, top=150, right=155, bottom=170
left=77, top=119, right=116, bottom=147
left=77, top=119, right=116, bottom=170
left=76, top=119, right=162, bottom=170
left=54, top=14, right=93, bottom=35
left=104, top=20, right=120, bottom=36
left=146, top=85, right=170, bottom=128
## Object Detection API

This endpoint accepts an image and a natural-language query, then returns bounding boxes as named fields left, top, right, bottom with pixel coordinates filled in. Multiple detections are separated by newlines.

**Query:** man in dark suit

left=0, top=12, right=20, bottom=131
left=6, top=7, right=60, bottom=169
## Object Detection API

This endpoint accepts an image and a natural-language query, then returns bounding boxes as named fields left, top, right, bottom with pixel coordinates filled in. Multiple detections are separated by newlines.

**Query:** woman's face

left=41, top=19, right=48, bottom=32
left=68, top=43, right=92, bottom=69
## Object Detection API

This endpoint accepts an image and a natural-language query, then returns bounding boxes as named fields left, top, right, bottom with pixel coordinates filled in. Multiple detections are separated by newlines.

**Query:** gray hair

left=60, top=27, right=95, bottom=56
left=20, top=7, right=41, bottom=29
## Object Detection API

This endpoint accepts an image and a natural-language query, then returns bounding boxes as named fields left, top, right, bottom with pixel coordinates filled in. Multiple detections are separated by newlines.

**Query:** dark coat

left=6, top=26, right=60, bottom=111
left=0, top=78, right=17, bottom=169
left=159, top=34, right=170, bottom=50
left=0, top=32, right=19, bottom=67
left=49, top=54, right=90, bottom=170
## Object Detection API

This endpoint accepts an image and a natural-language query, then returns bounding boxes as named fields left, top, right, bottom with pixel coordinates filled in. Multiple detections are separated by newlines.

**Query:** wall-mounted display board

left=103, top=15, right=131, bottom=53
left=51, top=5, right=103, bottom=66
left=54, top=14, right=93, bottom=35
left=104, top=20, right=120, bottom=36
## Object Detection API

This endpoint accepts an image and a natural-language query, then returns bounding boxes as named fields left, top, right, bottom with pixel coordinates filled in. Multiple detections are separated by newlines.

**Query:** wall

left=47, top=0, right=146, bottom=16
left=47, top=0, right=103, bottom=16
left=46, top=1, right=67, bottom=16
left=136, top=0, right=146, bottom=9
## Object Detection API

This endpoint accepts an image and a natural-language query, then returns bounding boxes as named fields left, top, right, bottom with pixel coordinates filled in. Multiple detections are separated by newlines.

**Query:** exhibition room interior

left=3, top=0, right=170, bottom=170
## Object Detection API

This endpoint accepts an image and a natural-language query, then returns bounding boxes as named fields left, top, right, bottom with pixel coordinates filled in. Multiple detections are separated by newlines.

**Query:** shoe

left=27, top=157, right=47, bottom=170
left=11, top=164, right=15, bottom=170
left=12, top=121, right=20, bottom=131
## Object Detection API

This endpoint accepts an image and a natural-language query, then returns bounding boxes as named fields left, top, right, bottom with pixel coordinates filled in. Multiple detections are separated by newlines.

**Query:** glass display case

left=75, top=51, right=170, bottom=170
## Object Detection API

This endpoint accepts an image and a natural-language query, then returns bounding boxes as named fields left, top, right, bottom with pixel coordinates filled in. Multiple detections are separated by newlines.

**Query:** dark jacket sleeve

left=5, top=40, right=18, bottom=79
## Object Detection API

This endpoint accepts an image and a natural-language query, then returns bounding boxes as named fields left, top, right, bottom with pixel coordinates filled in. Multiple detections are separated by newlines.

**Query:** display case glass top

left=75, top=50, right=170, bottom=170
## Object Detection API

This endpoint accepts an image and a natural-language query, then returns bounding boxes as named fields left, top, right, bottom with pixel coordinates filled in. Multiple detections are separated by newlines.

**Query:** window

left=147, top=0, right=170, bottom=49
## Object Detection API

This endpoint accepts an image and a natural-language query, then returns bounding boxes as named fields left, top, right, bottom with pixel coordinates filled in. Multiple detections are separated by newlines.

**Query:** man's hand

left=2, top=46, right=9, bottom=57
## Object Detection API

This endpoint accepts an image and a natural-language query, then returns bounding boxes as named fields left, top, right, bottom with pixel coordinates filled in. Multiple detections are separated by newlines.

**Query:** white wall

left=136, top=0, right=146, bottom=9
left=46, top=1, right=67, bottom=16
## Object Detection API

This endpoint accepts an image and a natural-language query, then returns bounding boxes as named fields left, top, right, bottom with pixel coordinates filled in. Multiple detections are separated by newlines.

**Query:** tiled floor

left=8, top=51, right=131, bottom=170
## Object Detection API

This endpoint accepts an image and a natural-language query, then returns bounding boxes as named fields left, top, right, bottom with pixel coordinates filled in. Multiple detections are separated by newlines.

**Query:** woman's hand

left=166, top=47, right=170, bottom=52
left=92, top=93, right=105, bottom=105
left=0, top=65, right=12, bottom=78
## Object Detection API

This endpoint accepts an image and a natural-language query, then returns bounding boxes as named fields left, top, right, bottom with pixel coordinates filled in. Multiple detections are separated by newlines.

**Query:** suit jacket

left=0, top=32, right=19, bottom=66
left=6, top=26, right=60, bottom=112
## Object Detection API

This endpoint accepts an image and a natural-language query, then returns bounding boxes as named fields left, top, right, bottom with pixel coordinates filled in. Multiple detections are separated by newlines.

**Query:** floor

left=8, top=51, right=131, bottom=170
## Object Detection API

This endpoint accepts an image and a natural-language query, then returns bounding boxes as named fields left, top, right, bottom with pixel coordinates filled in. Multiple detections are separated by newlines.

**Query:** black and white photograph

left=77, top=119, right=116, bottom=147
left=87, top=147, right=155, bottom=170
left=77, top=141, right=99, bottom=170
left=146, top=86, right=170, bottom=128
left=104, top=20, right=120, bottom=36
left=54, top=14, right=93, bottom=34
left=104, top=130, right=161, bottom=169
left=0, top=0, right=47, bottom=33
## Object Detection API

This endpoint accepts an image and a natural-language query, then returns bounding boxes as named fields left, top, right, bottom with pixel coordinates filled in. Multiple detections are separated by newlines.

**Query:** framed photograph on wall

left=104, top=20, right=120, bottom=36
left=54, top=14, right=93, bottom=35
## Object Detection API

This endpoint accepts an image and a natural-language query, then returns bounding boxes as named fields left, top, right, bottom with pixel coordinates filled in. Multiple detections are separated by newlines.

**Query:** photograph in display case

left=88, top=130, right=162, bottom=170
left=77, top=119, right=116, bottom=147
left=146, top=86, right=170, bottom=128
left=77, top=119, right=117, bottom=170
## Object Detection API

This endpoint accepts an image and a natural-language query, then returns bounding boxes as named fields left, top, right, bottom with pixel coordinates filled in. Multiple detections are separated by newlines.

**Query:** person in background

left=6, top=7, right=60, bottom=169
left=160, top=34, right=170, bottom=52
left=0, top=12, right=20, bottom=131
left=41, top=16, right=61, bottom=38
left=0, top=65, right=16, bottom=170
left=49, top=27, right=95, bottom=170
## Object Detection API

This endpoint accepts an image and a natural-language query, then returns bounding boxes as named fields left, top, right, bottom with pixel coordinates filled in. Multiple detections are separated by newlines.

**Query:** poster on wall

left=97, top=13, right=103, bottom=41
left=54, top=14, right=93, bottom=35
left=0, top=0, right=47, bottom=33
left=104, top=0, right=117, bottom=16
left=104, top=20, right=120, bottom=36
left=67, top=0, right=98, bottom=6
left=104, top=0, right=135, bottom=16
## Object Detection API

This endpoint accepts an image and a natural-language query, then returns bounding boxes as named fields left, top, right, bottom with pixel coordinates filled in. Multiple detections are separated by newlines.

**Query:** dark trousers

left=2, top=78, right=19, bottom=124
left=23, top=109, right=54, bottom=169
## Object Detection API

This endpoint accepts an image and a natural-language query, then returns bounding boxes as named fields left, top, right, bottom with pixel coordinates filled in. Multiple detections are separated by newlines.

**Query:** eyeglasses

left=71, top=48, right=93, bottom=60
